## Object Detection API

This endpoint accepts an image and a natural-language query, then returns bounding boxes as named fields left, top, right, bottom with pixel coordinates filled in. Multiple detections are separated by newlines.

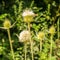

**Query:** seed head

left=37, top=32, right=45, bottom=40
left=3, top=19, right=11, bottom=29
left=22, top=10, right=35, bottom=23
left=49, top=26, right=55, bottom=34
left=19, top=30, right=31, bottom=42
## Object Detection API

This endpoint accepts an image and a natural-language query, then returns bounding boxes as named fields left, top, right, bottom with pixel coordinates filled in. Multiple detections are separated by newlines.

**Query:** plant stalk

left=30, top=39, right=34, bottom=60
left=40, top=40, right=42, bottom=53
left=24, top=43, right=27, bottom=60
left=7, top=29, right=14, bottom=60
left=57, top=18, right=59, bottom=39
left=28, top=23, right=34, bottom=60
left=50, top=35, right=53, bottom=60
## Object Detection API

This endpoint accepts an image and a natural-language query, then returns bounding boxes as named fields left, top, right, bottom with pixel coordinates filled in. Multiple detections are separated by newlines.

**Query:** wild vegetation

left=0, top=0, right=60, bottom=60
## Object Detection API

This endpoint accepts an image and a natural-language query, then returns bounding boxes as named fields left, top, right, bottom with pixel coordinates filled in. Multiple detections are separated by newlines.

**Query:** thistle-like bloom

left=22, top=10, right=35, bottom=23
left=49, top=26, right=55, bottom=34
left=37, top=32, right=45, bottom=40
left=19, top=30, right=31, bottom=42
left=3, top=19, right=11, bottom=29
left=0, top=19, right=16, bottom=29
left=22, top=10, right=35, bottom=17
left=0, top=19, right=16, bottom=60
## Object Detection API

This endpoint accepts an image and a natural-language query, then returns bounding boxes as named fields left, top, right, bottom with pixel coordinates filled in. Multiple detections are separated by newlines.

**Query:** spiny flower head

left=37, top=32, right=45, bottom=40
left=49, top=26, right=55, bottom=34
left=22, top=10, right=35, bottom=23
left=22, top=10, right=35, bottom=17
left=3, top=19, right=11, bottom=29
left=19, top=30, right=31, bottom=42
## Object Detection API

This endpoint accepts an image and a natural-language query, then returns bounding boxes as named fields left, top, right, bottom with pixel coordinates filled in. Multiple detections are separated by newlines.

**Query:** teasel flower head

left=49, top=26, right=55, bottom=34
left=3, top=19, right=11, bottom=29
left=22, top=10, right=35, bottom=23
left=19, top=30, right=31, bottom=43
left=37, top=32, right=45, bottom=40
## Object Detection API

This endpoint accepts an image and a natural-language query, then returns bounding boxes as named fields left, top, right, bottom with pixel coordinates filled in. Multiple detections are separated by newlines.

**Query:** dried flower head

left=3, top=19, right=11, bottom=29
left=22, top=10, right=35, bottom=17
left=37, top=32, right=45, bottom=40
left=22, top=10, right=35, bottom=23
left=19, top=30, right=31, bottom=42
left=49, top=26, right=55, bottom=34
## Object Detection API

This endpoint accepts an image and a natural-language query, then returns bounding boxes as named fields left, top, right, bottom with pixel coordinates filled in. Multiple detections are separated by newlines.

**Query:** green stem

left=7, top=29, right=14, bottom=60
left=28, top=23, right=30, bottom=31
left=50, top=35, right=53, bottom=60
left=40, top=40, right=42, bottom=53
left=39, top=40, right=42, bottom=59
left=57, top=18, right=59, bottom=39
left=31, top=41, right=34, bottom=60
left=48, top=4, right=50, bottom=14
left=28, top=23, right=34, bottom=60
left=24, top=43, right=27, bottom=60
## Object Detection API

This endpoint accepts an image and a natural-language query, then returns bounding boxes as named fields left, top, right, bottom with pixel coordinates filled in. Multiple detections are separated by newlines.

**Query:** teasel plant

left=37, top=31, right=45, bottom=60
left=0, top=19, right=16, bottom=60
left=22, top=9, right=36, bottom=60
left=18, top=30, right=31, bottom=60
left=37, top=32, right=45, bottom=53
left=49, top=26, right=55, bottom=60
